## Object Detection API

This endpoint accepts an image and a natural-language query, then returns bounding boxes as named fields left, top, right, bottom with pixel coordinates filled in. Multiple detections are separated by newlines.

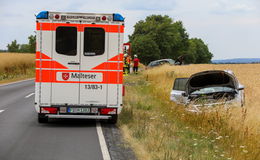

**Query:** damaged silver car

left=170, top=70, right=245, bottom=111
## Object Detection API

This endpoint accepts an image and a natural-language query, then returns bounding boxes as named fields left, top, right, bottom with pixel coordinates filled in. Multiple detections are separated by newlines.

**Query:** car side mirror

left=182, top=93, right=187, bottom=97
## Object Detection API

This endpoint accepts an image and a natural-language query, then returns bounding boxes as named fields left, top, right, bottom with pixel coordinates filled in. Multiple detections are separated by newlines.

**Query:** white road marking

left=25, top=93, right=35, bottom=98
left=0, top=110, right=5, bottom=113
left=96, top=122, right=111, bottom=160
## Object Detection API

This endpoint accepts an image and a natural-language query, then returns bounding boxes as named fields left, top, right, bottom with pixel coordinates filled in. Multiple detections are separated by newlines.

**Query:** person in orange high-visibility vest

left=133, top=54, right=140, bottom=74
left=123, top=54, right=130, bottom=75
left=127, top=54, right=131, bottom=73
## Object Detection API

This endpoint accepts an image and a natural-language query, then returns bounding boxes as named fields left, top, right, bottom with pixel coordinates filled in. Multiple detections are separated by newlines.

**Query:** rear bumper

left=47, top=114, right=112, bottom=119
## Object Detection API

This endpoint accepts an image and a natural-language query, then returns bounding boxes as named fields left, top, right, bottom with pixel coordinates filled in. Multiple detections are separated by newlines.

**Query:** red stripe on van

left=36, top=69, right=53, bottom=82
left=108, top=53, right=124, bottom=61
left=36, top=60, right=68, bottom=69
left=92, top=62, right=123, bottom=70
left=36, top=23, right=124, bottom=33
left=36, top=52, right=51, bottom=59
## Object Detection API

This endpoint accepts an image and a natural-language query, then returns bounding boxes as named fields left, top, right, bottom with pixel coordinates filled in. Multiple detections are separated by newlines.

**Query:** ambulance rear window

left=56, top=27, right=77, bottom=56
left=84, top=28, right=105, bottom=56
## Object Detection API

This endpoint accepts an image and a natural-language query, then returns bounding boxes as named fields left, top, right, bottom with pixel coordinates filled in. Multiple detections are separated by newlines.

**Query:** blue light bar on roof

left=36, top=11, right=49, bottom=19
left=113, top=13, right=124, bottom=22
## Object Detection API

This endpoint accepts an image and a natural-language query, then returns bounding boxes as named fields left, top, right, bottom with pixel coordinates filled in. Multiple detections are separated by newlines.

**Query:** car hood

left=186, top=70, right=239, bottom=94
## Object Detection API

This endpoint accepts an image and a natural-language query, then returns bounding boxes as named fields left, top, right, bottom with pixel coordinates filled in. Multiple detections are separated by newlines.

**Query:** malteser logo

left=57, top=72, right=102, bottom=82
left=62, top=73, right=70, bottom=80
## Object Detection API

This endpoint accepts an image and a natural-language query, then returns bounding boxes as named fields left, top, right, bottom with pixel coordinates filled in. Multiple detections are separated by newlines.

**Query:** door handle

left=68, top=62, right=80, bottom=65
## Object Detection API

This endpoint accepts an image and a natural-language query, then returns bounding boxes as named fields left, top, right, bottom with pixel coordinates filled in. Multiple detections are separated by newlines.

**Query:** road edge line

left=96, top=122, right=111, bottom=160
left=0, top=110, right=5, bottom=113
left=0, top=78, right=35, bottom=87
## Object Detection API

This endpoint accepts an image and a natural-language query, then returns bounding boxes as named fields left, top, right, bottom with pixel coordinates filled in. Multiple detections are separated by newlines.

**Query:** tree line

left=7, top=35, right=36, bottom=53
left=129, top=15, right=213, bottom=64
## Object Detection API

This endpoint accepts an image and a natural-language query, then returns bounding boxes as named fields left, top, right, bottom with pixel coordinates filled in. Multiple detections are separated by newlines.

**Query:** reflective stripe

left=92, top=62, right=123, bottom=70
left=36, top=22, right=124, bottom=33
left=35, top=70, right=123, bottom=84
left=36, top=60, right=68, bottom=69
left=36, top=51, right=51, bottom=59
left=108, top=53, right=123, bottom=61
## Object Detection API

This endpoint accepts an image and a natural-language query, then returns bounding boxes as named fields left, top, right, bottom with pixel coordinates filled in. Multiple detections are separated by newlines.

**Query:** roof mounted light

left=36, top=11, right=49, bottom=19
left=113, top=13, right=124, bottom=22
left=102, top=16, right=107, bottom=21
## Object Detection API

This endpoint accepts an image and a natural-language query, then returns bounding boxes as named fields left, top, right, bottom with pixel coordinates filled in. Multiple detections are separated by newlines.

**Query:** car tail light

left=41, top=107, right=57, bottom=114
left=100, top=108, right=117, bottom=115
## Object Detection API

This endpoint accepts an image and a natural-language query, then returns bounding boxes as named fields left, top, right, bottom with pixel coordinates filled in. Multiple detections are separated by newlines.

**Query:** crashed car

left=147, top=59, right=175, bottom=68
left=170, top=70, right=245, bottom=111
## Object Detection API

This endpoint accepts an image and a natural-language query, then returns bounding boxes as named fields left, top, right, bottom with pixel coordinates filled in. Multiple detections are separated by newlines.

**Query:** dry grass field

left=0, top=53, right=35, bottom=83
left=120, top=64, right=260, bottom=160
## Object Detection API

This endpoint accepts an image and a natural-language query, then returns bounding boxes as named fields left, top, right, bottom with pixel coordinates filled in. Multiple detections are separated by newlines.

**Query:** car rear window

left=56, top=27, right=77, bottom=56
left=84, top=28, right=105, bottom=56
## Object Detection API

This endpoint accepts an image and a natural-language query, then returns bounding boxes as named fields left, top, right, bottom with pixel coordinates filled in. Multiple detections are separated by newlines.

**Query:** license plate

left=68, top=108, right=91, bottom=113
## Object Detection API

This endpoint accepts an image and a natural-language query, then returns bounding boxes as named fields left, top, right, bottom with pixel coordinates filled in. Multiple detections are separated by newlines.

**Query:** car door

left=170, top=78, right=189, bottom=104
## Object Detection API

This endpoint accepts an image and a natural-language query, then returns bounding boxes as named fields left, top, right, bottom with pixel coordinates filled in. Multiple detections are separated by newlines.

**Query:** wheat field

left=0, top=53, right=35, bottom=83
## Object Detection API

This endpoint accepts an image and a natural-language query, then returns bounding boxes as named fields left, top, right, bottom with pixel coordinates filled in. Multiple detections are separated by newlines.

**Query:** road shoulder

left=101, top=123, right=137, bottom=160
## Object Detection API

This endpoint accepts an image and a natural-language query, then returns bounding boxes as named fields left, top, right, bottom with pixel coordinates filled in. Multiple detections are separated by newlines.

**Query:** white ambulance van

left=35, top=11, right=124, bottom=123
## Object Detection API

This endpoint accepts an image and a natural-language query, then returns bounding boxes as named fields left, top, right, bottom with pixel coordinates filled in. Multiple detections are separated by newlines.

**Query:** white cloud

left=211, top=0, right=256, bottom=14
left=0, top=0, right=259, bottom=59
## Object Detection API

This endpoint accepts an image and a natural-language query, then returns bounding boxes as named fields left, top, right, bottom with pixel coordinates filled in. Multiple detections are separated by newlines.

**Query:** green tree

left=7, top=40, right=20, bottom=52
left=129, top=15, right=189, bottom=63
left=129, top=14, right=213, bottom=64
left=131, top=35, right=161, bottom=65
left=187, top=38, right=213, bottom=63
left=6, top=35, right=36, bottom=53
left=19, top=44, right=30, bottom=53
left=28, top=35, right=36, bottom=53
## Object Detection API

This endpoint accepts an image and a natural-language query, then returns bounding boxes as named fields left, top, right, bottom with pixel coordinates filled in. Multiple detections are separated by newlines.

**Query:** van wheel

left=38, top=114, right=48, bottom=123
left=108, top=115, right=118, bottom=124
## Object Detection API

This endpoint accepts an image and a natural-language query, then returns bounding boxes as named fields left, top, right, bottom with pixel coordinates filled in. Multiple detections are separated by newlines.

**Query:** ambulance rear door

left=51, top=24, right=80, bottom=105
left=79, top=25, right=108, bottom=106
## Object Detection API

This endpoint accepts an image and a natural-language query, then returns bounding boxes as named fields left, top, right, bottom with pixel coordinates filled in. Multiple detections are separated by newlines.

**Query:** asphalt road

left=0, top=80, right=104, bottom=160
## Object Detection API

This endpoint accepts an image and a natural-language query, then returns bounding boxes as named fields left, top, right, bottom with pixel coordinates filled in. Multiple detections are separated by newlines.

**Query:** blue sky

left=0, top=0, right=259, bottom=59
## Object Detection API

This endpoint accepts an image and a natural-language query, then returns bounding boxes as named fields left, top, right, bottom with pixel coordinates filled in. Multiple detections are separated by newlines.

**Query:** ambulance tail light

left=113, top=13, right=124, bottom=22
left=41, top=107, right=57, bottom=114
left=100, top=108, right=117, bottom=115
left=36, top=11, right=49, bottom=19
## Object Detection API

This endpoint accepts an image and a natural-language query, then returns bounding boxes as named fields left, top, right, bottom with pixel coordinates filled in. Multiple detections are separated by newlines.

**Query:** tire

left=107, top=115, right=118, bottom=124
left=38, top=114, right=48, bottom=123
